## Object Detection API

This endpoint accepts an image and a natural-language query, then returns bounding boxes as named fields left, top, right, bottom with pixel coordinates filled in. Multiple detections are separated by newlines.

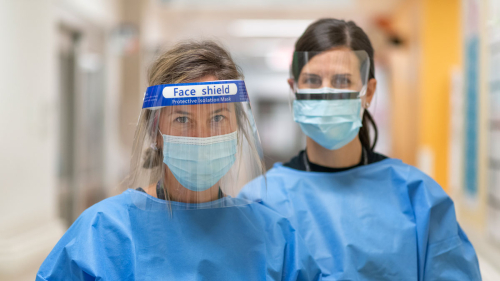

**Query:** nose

left=189, top=124, right=212, bottom=138
left=322, top=79, right=333, bottom=88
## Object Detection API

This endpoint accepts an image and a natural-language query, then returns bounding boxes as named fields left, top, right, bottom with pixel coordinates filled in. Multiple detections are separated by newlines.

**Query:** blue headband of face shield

left=143, top=80, right=248, bottom=192
left=143, top=80, right=249, bottom=109
left=295, top=87, right=363, bottom=100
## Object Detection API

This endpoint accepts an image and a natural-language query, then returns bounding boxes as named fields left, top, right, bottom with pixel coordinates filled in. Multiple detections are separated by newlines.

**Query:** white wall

left=0, top=0, right=66, bottom=278
left=0, top=0, right=123, bottom=279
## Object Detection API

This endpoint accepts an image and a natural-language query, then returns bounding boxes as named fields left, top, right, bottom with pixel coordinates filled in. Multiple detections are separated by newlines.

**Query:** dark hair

left=292, top=18, right=378, bottom=151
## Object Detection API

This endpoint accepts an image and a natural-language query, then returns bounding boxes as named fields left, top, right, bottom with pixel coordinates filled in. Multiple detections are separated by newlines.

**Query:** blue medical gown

left=239, top=159, right=481, bottom=281
left=36, top=189, right=322, bottom=281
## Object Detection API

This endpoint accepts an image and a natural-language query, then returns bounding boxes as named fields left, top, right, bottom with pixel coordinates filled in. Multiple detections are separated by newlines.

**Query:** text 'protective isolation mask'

left=161, top=131, right=237, bottom=192
left=291, top=50, right=370, bottom=150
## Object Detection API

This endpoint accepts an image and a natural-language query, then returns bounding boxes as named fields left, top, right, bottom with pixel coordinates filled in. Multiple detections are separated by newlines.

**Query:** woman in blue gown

left=239, top=19, right=481, bottom=280
left=36, top=41, right=322, bottom=281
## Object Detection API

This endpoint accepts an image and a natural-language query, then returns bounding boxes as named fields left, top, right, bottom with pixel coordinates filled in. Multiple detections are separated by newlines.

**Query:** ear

left=364, top=78, right=377, bottom=106
left=287, top=78, right=295, bottom=91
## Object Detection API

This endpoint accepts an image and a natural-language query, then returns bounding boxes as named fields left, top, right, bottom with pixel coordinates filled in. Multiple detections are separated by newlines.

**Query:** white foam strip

left=163, top=131, right=237, bottom=145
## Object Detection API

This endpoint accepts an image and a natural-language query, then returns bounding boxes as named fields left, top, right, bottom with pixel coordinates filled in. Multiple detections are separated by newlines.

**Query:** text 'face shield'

left=129, top=80, right=264, bottom=209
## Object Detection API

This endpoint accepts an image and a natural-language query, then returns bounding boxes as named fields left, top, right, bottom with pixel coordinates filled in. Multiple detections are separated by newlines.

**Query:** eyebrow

left=169, top=110, right=193, bottom=116
left=211, top=108, right=231, bottom=114
left=331, top=74, right=353, bottom=81
left=301, top=73, right=321, bottom=78
left=302, top=72, right=352, bottom=77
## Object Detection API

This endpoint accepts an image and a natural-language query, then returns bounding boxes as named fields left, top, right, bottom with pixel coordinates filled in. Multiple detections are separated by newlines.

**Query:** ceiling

left=141, top=0, right=406, bottom=99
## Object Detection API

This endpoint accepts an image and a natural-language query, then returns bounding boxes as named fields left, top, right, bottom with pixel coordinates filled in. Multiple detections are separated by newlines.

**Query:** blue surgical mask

left=161, top=131, right=237, bottom=192
left=293, top=97, right=363, bottom=150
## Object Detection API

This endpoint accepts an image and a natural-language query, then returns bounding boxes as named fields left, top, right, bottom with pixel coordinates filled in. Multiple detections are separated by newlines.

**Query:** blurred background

left=1, top=0, right=499, bottom=280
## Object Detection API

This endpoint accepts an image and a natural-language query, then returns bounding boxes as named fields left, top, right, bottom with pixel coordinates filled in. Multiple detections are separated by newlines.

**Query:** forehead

left=302, top=48, right=361, bottom=74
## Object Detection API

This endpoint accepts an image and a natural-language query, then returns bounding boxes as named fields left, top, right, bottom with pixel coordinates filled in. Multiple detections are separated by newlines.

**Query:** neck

left=165, top=183, right=221, bottom=204
left=306, top=136, right=362, bottom=168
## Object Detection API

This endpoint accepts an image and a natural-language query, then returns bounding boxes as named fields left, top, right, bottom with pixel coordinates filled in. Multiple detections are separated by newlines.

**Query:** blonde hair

left=148, top=41, right=242, bottom=86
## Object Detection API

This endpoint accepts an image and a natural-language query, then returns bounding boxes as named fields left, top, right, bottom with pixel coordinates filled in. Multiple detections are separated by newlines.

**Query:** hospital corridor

left=1, top=0, right=500, bottom=280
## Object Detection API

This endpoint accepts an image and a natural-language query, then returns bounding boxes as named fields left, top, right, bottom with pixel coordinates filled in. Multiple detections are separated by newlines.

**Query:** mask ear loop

left=358, top=52, right=371, bottom=109
left=358, top=85, right=371, bottom=107
left=151, top=128, right=163, bottom=151
left=358, top=84, right=369, bottom=118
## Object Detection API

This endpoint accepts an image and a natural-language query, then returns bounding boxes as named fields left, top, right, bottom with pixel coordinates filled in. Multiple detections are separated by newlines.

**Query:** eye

left=175, top=116, right=189, bottom=123
left=303, top=77, right=322, bottom=87
left=212, top=115, right=225, bottom=123
left=333, top=76, right=351, bottom=88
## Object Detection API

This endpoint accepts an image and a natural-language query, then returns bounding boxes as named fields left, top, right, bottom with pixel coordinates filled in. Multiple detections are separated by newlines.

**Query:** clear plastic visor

left=291, top=49, right=370, bottom=100
left=128, top=80, right=264, bottom=209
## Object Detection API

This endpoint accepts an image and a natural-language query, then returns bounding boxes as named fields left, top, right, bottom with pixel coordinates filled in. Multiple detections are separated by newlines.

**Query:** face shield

left=291, top=49, right=370, bottom=100
left=128, top=80, right=264, bottom=209
left=290, top=49, right=371, bottom=150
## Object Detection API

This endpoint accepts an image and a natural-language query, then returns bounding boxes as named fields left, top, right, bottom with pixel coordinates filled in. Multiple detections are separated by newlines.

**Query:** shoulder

left=403, top=164, right=450, bottom=200
left=368, top=158, right=434, bottom=183
left=360, top=159, right=451, bottom=206
left=37, top=191, right=136, bottom=280
left=53, top=191, right=135, bottom=247
left=49, top=191, right=136, bottom=251
left=381, top=159, right=449, bottom=197
left=77, top=190, right=133, bottom=223
left=239, top=166, right=296, bottom=200
left=389, top=162, right=456, bottom=224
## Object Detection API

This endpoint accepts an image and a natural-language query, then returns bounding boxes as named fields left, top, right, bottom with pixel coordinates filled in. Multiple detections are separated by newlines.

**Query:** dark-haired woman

left=240, top=19, right=481, bottom=280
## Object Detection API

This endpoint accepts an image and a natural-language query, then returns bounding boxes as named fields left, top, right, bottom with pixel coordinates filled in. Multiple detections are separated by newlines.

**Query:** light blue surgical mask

left=161, top=131, right=237, bottom=192
left=293, top=89, right=363, bottom=150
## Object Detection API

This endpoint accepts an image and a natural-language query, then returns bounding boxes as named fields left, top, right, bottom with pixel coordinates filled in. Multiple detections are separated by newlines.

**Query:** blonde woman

left=37, top=41, right=322, bottom=281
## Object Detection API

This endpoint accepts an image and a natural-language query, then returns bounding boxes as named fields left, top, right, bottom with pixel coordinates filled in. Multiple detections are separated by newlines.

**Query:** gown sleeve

left=406, top=166, right=481, bottom=281
left=36, top=205, right=135, bottom=281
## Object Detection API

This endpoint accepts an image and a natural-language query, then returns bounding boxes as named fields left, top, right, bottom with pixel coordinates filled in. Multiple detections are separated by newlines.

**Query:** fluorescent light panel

left=228, top=19, right=315, bottom=38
